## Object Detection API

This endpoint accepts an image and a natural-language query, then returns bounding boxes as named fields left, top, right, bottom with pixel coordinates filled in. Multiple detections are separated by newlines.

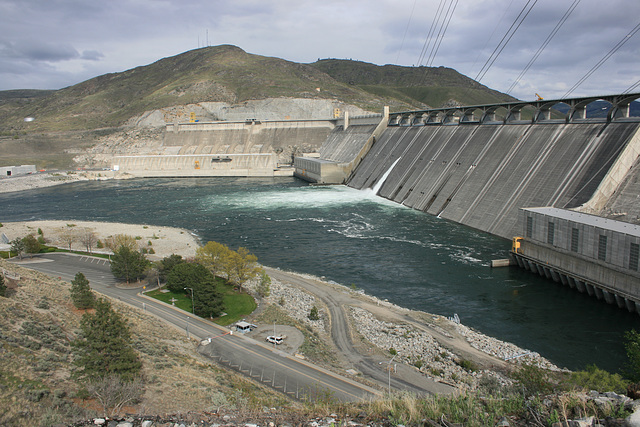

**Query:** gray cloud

left=0, top=40, right=79, bottom=62
left=0, top=0, right=638, bottom=99
left=80, top=50, right=104, bottom=61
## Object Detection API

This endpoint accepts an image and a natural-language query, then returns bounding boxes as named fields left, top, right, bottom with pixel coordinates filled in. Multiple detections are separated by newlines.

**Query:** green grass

left=144, top=280, right=256, bottom=326
left=145, top=289, right=192, bottom=312
left=216, top=284, right=257, bottom=326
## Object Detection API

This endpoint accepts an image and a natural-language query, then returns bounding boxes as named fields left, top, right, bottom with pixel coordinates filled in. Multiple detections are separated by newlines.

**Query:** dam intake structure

left=296, top=93, right=640, bottom=314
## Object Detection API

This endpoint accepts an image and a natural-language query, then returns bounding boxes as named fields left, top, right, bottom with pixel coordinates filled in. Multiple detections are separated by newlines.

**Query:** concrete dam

left=345, top=120, right=640, bottom=240
left=295, top=94, right=640, bottom=313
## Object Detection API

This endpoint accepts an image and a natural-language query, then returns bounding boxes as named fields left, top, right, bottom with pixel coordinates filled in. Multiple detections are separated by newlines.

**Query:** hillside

left=310, top=59, right=516, bottom=108
left=0, top=45, right=517, bottom=135
left=0, top=260, right=289, bottom=426
left=0, top=45, right=412, bottom=134
left=0, top=45, right=516, bottom=169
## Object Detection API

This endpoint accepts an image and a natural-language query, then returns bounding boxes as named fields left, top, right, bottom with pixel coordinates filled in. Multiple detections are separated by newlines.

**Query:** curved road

left=265, top=268, right=456, bottom=396
left=10, top=253, right=380, bottom=402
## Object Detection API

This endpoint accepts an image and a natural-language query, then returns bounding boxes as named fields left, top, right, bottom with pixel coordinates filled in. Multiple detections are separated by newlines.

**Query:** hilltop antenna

left=206, top=29, right=209, bottom=47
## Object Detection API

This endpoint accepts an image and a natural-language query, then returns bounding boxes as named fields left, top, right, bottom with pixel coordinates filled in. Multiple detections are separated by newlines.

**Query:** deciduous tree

left=110, top=246, right=150, bottom=283
left=104, top=234, right=138, bottom=253
left=72, top=298, right=141, bottom=381
left=196, top=241, right=231, bottom=276
left=70, top=272, right=95, bottom=310
left=22, top=234, right=41, bottom=258
left=10, top=237, right=25, bottom=259
left=625, top=329, right=640, bottom=383
left=57, top=227, right=79, bottom=251
left=80, top=229, right=98, bottom=253
left=87, top=374, right=144, bottom=417
left=225, top=246, right=260, bottom=288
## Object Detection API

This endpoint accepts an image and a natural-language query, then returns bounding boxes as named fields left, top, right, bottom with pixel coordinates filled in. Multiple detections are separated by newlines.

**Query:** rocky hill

left=309, top=59, right=515, bottom=108
left=0, top=45, right=515, bottom=169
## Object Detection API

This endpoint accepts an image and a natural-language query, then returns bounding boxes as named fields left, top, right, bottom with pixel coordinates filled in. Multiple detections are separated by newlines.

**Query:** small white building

left=0, top=165, right=36, bottom=177
left=234, top=321, right=257, bottom=333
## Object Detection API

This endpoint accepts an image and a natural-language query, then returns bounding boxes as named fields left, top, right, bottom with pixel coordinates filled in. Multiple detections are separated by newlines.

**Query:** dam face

left=346, top=121, right=640, bottom=240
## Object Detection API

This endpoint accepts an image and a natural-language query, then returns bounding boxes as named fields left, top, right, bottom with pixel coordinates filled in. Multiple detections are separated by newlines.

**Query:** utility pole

left=388, top=354, right=397, bottom=395
left=184, top=287, right=194, bottom=314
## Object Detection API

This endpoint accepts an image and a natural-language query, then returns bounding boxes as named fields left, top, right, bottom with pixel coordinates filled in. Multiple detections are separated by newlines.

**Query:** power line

left=563, top=20, right=640, bottom=98
left=470, top=0, right=517, bottom=73
left=424, top=0, right=456, bottom=67
left=623, top=78, right=640, bottom=95
left=417, top=0, right=446, bottom=66
left=506, top=0, right=580, bottom=95
left=396, top=0, right=418, bottom=65
left=475, top=0, right=538, bottom=83
left=426, top=0, right=459, bottom=67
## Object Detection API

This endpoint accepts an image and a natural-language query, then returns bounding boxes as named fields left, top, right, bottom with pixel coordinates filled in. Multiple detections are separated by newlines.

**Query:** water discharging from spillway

left=372, top=158, right=401, bottom=195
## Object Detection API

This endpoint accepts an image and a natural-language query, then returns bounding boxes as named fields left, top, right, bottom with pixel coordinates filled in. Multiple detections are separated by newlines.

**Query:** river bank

left=1, top=218, right=560, bottom=392
left=0, top=170, right=126, bottom=194
left=0, top=220, right=199, bottom=260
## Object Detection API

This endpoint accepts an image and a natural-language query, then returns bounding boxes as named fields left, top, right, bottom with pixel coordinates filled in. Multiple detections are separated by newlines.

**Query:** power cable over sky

left=0, top=1, right=639, bottom=99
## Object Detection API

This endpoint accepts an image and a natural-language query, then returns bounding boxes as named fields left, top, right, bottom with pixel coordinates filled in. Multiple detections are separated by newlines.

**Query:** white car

left=265, top=336, right=283, bottom=345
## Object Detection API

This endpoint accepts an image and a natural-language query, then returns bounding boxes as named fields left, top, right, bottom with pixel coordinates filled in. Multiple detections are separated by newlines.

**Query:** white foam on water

left=201, top=184, right=406, bottom=211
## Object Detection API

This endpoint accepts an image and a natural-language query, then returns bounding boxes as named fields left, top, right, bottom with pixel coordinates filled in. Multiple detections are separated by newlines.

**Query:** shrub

left=624, top=329, right=640, bottom=382
left=511, top=363, right=554, bottom=396
left=457, top=359, right=478, bottom=372
left=570, top=364, right=628, bottom=394
left=308, top=306, right=319, bottom=321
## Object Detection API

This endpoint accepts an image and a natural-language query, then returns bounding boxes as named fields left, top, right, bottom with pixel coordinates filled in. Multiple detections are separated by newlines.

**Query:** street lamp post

left=387, top=354, right=397, bottom=396
left=184, top=287, right=194, bottom=314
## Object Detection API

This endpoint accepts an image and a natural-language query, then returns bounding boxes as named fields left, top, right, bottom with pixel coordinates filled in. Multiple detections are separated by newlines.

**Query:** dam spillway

left=345, top=121, right=640, bottom=240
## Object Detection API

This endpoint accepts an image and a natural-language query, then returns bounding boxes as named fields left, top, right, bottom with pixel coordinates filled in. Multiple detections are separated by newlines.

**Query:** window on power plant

left=598, top=235, right=608, bottom=262
left=630, top=243, right=639, bottom=271
left=571, top=228, right=579, bottom=252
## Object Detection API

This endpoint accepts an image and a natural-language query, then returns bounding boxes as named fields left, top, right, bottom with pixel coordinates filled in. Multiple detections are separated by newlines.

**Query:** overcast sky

left=1, top=0, right=639, bottom=101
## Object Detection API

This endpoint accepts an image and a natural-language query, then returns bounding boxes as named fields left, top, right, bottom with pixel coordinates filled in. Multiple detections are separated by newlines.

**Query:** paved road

left=10, top=253, right=381, bottom=402
left=265, top=268, right=456, bottom=396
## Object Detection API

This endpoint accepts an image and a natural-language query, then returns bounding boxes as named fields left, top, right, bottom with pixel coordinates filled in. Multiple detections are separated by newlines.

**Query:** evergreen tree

left=73, top=298, right=141, bottom=381
left=70, top=272, right=95, bottom=309
left=256, top=270, right=271, bottom=298
left=159, top=254, right=184, bottom=281
left=110, top=246, right=150, bottom=283
left=166, top=263, right=224, bottom=318
left=0, top=274, right=6, bottom=297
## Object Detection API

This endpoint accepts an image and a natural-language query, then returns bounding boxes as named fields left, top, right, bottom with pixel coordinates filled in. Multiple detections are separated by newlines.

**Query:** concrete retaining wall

left=113, top=153, right=279, bottom=177
left=115, top=119, right=335, bottom=177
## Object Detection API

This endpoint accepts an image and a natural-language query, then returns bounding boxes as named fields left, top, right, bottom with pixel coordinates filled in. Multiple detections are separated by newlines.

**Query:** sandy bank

left=0, top=220, right=199, bottom=260
left=0, top=170, right=127, bottom=194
